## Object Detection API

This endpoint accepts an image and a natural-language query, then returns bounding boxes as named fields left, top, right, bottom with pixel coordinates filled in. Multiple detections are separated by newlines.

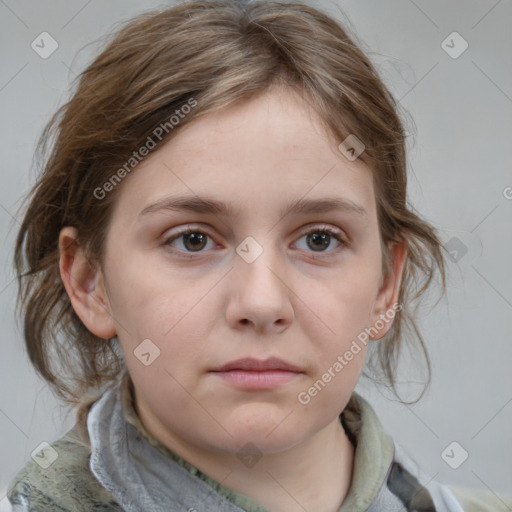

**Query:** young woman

left=8, top=1, right=512, bottom=510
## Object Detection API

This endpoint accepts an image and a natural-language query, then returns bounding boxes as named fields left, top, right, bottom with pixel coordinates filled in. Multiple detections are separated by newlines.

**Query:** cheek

left=299, top=256, right=381, bottom=350
left=106, top=256, right=218, bottom=364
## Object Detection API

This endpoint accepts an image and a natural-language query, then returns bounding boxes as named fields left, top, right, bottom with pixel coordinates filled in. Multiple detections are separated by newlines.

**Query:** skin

left=59, top=85, right=406, bottom=512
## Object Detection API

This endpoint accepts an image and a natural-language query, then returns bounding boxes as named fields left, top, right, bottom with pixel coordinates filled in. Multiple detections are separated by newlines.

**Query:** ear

left=58, top=226, right=117, bottom=339
left=369, top=239, right=407, bottom=341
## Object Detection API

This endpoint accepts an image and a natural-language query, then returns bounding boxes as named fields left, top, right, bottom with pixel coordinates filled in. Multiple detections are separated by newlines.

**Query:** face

left=64, top=86, right=404, bottom=458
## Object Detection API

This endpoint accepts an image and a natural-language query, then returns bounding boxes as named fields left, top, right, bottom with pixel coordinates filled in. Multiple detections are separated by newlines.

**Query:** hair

left=14, top=0, right=446, bottom=421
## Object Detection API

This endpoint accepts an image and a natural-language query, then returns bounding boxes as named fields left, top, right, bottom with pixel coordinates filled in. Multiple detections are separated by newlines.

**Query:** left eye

left=295, top=227, right=346, bottom=253
left=162, top=226, right=346, bottom=256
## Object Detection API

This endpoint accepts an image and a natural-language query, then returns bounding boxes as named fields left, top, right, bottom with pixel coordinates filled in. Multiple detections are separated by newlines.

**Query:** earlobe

left=369, top=239, right=407, bottom=341
left=58, top=226, right=117, bottom=339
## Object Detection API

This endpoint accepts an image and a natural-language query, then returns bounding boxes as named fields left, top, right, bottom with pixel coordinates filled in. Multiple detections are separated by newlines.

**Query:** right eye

left=162, top=227, right=217, bottom=258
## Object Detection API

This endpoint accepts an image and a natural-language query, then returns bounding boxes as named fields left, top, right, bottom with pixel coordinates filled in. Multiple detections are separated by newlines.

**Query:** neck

left=223, top=418, right=355, bottom=512
left=141, top=409, right=355, bottom=512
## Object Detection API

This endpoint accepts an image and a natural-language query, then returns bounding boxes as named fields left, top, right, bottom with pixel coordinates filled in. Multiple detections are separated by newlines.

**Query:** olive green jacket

left=7, top=373, right=512, bottom=511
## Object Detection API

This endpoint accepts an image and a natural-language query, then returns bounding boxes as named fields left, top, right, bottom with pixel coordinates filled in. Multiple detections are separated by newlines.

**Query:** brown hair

left=14, top=0, right=446, bottom=419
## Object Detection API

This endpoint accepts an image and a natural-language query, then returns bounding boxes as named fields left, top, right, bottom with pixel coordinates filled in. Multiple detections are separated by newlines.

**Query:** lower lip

left=211, top=370, right=301, bottom=389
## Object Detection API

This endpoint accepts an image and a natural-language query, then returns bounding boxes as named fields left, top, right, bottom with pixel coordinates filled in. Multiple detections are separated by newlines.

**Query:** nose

left=225, top=238, right=294, bottom=335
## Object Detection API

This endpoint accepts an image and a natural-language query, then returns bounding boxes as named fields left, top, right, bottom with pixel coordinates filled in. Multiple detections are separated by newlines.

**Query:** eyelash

left=161, top=225, right=347, bottom=260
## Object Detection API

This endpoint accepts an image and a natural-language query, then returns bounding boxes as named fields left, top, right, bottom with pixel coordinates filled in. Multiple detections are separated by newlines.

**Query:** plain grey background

left=1, top=0, right=511, bottom=508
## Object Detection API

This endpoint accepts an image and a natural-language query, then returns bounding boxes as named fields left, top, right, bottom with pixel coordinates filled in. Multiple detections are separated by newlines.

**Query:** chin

left=222, top=408, right=305, bottom=454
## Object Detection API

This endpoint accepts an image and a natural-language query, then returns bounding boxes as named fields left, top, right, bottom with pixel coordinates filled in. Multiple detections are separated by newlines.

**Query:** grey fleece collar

left=87, top=378, right=463, bottom=512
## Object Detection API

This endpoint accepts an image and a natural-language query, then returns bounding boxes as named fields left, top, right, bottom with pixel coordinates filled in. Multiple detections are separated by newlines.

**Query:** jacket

left=7, top=371, right=512, bottom=511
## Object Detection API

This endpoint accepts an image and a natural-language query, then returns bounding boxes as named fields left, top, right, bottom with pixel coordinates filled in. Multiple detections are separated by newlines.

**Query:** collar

left=87, top=370, right=395, bottom=512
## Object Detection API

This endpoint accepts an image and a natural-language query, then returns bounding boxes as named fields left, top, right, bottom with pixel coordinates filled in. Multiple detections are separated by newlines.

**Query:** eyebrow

left=138, top=195, right=368, bottom=220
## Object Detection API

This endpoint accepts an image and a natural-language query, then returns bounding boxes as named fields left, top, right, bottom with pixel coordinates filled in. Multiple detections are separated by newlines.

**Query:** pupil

left=185, top=232, right=206, bottom=251
left=307, top=232, right=330, bottom=251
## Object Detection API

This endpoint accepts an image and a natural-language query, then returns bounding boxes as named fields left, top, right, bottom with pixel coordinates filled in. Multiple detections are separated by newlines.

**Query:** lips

left=209, top=357, right=304, bottom=390
left=210, top=357, right=303, bottom=373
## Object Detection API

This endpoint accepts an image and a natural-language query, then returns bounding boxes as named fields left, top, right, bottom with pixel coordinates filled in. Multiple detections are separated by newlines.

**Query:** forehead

left=110, top=86, right=376, bottom=224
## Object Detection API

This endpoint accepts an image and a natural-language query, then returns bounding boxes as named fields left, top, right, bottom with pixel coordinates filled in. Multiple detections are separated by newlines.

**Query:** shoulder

left=390, top=442, right=512, bottom=512
left=447, top=484, right=512, bottom=512
left=7, top=424, right=122, bottom=512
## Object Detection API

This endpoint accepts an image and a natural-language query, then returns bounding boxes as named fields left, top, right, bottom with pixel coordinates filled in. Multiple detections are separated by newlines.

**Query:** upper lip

left=210, top=357, right=303, bottom=373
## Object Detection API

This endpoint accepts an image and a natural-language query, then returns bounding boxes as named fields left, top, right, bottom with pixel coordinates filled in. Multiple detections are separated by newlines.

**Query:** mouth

left=209, top=357, right=304, bottom=390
